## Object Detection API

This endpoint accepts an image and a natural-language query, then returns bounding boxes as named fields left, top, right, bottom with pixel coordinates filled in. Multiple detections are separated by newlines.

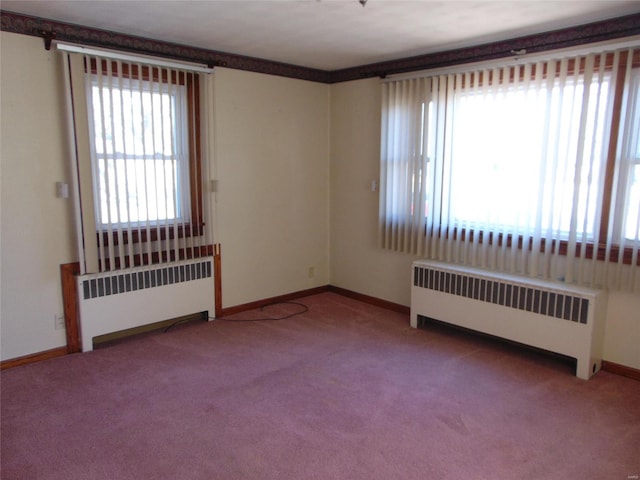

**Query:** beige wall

left=603, top=292, right=640, bottom=369
left=1, top=33, right=75, bottom=359
left=329, top=77, right=640, bottom=370
left=213, top=68, right=330, bottom=307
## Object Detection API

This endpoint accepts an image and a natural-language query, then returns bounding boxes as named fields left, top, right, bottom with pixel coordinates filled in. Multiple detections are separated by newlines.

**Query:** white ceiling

left=3, top=0, right=640, bottom=71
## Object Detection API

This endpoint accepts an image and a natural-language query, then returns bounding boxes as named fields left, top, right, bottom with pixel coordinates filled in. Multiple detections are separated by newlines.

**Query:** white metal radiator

left=77, top=258, right=215, bottom=352
left=410, top=260, right=607, bottom=379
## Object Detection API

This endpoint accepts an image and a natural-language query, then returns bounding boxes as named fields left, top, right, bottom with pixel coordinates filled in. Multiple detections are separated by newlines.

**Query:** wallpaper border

left=1, top=10, right=639, bottom=84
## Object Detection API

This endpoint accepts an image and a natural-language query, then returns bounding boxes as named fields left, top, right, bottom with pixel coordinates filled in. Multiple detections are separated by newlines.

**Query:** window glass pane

left=97, top=157, right=179, bottom=225
left=447, top=86, right=544, bottom=230
left=92, top=83, right=175, bottom=156
left=445, top=75, right=609, bottom=240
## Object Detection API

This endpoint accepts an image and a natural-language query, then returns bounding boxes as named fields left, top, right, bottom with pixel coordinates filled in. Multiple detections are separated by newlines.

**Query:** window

left=90, top=75, right=191, bottom=227
left=380, top=47, right=640, bottom=289
left=84, top=59, right=205, bottom=270
left=62, top=49, right=213, bottom=273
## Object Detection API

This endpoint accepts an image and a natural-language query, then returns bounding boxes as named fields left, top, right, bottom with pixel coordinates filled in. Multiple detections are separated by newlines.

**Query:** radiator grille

left=413, top=265, right=589, bottom=324
left=82, top=260, right=212, bottom=300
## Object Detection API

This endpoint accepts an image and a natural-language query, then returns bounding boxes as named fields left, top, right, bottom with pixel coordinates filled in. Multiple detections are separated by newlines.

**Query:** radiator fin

left=82, top=261, right=212, bottom=300
left=413, top=266, right=589, bottom=324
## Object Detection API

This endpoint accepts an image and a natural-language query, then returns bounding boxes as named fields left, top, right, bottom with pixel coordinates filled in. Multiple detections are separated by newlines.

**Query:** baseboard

left=327, top=285, right=410, bottom=315
left=602, top=361, right=640, bottom=381
left=220, top=285, right=411, bottom=317
left=220, top=286, right=331, bottom=317
left=1, top=347, right=68, bottom=370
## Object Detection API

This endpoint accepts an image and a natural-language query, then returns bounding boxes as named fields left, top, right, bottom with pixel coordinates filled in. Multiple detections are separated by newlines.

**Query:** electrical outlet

left=308, top=266, right=315, bottom=278
left=55, top=314, right=65, bottom=330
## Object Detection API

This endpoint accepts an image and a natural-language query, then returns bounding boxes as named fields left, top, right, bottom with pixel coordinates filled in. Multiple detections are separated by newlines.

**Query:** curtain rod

left=384, top=36, right=640, bottom=83
left=55, top=41, right=214, bottom=74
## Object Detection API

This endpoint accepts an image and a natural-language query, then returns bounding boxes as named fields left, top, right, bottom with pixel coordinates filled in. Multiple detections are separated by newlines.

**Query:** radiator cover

left=410, top=260, right=607, bottom=379
left=77, top=258, right=215, bottom=352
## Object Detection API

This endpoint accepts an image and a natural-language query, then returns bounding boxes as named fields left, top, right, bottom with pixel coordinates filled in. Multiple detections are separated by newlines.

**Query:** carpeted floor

left=1, top=292, right=639, bottom=479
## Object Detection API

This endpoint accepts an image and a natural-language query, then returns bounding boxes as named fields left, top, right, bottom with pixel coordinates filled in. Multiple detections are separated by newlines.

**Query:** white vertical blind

left=379, top=77, right=430, bottom=254
left=62, top=49, right=214, bottom=273
left=380, top=46, right=640, bottom=292
left=610, top=54, right=640, bottom=289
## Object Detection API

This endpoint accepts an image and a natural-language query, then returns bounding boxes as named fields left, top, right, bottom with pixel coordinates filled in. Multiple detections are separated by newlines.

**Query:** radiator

left=410, top=260, right=607, bottom=379
left=77, top=258, right=215, bottom=352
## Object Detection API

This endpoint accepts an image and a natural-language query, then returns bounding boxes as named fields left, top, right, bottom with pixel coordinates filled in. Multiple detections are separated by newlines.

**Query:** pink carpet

left=2, top=292, right=639, bottom=479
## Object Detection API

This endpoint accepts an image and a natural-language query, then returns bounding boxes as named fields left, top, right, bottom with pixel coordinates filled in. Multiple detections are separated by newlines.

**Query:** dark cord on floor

left=164, top=314, right=206, bottom=333
left=212, top=301, right=309, bottom=322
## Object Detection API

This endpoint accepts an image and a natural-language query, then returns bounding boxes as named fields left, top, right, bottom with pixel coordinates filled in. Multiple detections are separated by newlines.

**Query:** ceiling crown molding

left=329, top=12, right=640, bottom=83
left=1, top=10, right=639, bottom=85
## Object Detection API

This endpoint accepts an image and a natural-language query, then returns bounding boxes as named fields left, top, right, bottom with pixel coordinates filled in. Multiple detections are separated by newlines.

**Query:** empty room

left=1, top=1, right=639, bottom=479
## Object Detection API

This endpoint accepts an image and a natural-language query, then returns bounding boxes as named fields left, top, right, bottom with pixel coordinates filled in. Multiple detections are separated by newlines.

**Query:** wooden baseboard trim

left=220, top=285, right=410, bottom=317
left=1, top=347, right=68, bottom=371
left=220, top=286, right=331, bottom=317
left=60, top=262, right=82, bottom=353
left=214, top=244, right=223, bottom=318
left=602, top=361, right=640, bottom=381
left=327, top=285, right=411, bottom=315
